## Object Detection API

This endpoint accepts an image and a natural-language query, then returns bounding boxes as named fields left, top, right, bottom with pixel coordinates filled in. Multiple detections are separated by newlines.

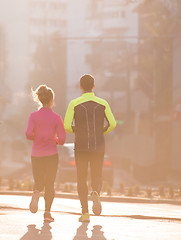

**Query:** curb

left=0, top=191, right=181, bottom=206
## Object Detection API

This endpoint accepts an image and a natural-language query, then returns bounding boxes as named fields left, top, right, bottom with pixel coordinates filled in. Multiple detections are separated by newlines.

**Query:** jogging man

left=64, top=74, right=116, bottom=222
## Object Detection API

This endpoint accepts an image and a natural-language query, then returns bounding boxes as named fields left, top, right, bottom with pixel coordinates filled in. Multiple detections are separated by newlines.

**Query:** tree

left=27, top=33, right=67, bottom=116
left=0, top=24, right=11, bottom=166
left=135, top=0, right=173, bottom=116
left=0, top=24, right=11, bottom=114
left=0, top=25, right=6, bottom=82
left=0, top=24, right=10, bottom=108
left=135, top=0, right=175, bottom=180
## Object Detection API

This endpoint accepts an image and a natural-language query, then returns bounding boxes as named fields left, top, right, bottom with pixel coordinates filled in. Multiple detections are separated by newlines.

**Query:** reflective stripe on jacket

left=64, top=92, right=116, bottom=152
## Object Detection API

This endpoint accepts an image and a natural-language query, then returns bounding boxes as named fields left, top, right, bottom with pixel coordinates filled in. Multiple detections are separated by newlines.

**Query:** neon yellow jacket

left=64, top=92, right=116, bottom=151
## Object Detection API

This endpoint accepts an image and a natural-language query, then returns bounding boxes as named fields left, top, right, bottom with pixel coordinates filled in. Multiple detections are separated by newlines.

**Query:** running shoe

left=44, top=212, right=54, bottom=222
left=91, top=191, right=102, bottom=216
left=29, top=190, right=40, bottom=214
left=79, top=213, right=90, bottom=222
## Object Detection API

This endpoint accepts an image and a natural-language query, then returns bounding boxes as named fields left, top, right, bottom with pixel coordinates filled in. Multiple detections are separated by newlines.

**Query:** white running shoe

left=29, top=190, right=40, bottom=214
left=44, top=212, right=54, bottom=222
left=91, top=191, right=102, bottom=216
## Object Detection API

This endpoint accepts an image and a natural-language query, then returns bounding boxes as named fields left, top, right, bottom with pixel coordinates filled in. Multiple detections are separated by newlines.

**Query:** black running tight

left=31, top=154, right=58, bottom=212
left=75, top=151, right=104, bottom=214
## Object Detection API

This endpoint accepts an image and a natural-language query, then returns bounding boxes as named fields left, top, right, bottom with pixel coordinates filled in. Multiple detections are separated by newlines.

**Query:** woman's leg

left=30, top=156, right=45, bottom=213
left=31, top=156, right=45, bottom=192
left=44, top=154, right=58, bottom=212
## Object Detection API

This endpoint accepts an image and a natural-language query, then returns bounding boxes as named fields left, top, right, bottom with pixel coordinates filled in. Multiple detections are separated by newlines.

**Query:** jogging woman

left=26, top=85, right=66, bottom=222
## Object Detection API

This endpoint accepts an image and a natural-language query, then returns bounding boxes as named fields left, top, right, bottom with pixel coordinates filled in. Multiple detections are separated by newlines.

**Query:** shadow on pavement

left=55, top=210, right=181, bottom=223
left=73, top=222, right=89, bottom=240
left=19, top=222, right=52, bottom=240
left=73, top=223, right=107, bottom=240
left=91, top=225, right=107, bottom=240
left=2, top=205, right=181, bottom=223
left=121, top=215, right=181, bottom=222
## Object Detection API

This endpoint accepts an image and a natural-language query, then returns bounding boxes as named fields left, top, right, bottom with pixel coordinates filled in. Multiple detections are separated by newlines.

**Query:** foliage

left=0, top=25, right=6, bottom=82
left=0, top=176, right=2, bottom=186
left=146, top=187, right=152, bottom=198
left=8, top=178, right=14, bottom=190
left=135, top=0, right=174, bottom=115
left=27, top=33, right=67, bottom=115
left=0, top=25, right=11, bottom=118
left=134, top=185, right=140, bottom=195
left=120, top=183, right=125, bottom=194
left=168, top=185, right=174, bottom=199
left=158, top=185, right=165, bottom=197
left=127, top=186, right=133, bottom=196
left=178, top=186, right=181, bottom=196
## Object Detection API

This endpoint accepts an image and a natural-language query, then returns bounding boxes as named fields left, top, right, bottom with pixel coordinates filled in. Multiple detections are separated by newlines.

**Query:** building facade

left=85, top=0, right=139, bottom=114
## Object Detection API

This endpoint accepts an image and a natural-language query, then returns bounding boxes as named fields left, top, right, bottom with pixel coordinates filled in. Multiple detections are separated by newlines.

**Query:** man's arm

left=64, top=100, right=75, bottom=134
left=104, top=101, right=117, bottom=134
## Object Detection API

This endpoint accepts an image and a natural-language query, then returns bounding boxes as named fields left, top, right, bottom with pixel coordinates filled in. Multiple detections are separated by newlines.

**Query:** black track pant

left=31, top=154, right=58, bottom=212
left=75, top=151, right=104, bottom=214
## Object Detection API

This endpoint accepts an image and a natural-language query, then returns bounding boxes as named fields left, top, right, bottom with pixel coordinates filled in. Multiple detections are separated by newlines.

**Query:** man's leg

left=90, top=152, right=104, bottom=216
left=90, top=152, right=104, bottom=194
left=75, top=151, right=89, bottom=214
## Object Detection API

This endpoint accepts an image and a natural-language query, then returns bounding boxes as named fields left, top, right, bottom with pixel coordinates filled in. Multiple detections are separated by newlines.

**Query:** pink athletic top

left=26, top=107, right=66, bottom=157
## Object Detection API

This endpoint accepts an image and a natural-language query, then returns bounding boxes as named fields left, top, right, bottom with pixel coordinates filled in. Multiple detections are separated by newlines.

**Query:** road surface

left=0, top=195, right=181, bottom=240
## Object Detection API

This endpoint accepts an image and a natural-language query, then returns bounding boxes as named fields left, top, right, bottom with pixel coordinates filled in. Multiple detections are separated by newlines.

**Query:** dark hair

left=32, top=85, right=54, bottom=106
left=80, top=74, right=94, bottom=92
